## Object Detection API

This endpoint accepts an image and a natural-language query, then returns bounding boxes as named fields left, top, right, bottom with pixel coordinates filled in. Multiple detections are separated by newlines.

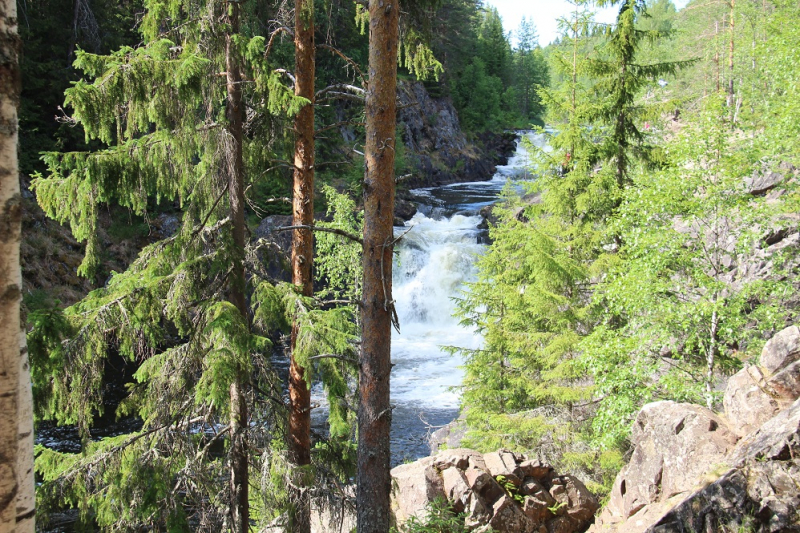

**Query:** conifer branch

left=307, top=354, right=358, bottom=365
left=316, top=45, right=366, bottom=86
left=315, top=120, right=365, bottom=135
left=274, top=225, right=364, bottom=245
left=264, top=26, right=293, bottom=60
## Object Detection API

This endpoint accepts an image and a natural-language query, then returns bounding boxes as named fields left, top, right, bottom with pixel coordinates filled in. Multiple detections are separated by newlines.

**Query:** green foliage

left=495, top=475, right=524, bottom=504
left=24, top=0, right=340, bottom=525
left=582, top=95, right=795, bottom=446
left=315, top=185, right=364, bottom=305
left=392, top=497, right=472, bottom=533
left=431, top=0, right=549, bottom=131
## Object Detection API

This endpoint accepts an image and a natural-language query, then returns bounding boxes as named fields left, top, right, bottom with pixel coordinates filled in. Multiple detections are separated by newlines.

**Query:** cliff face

left=397, top=81, right=516, bottom=190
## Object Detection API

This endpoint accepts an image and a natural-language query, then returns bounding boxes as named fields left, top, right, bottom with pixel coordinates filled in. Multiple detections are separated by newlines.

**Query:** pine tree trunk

left=357, top=0, right=398, bottom=528
left=1, top=0, right=35, bottom=528
left=225, top=1, right=249, bottom=530
left=289, top=0, right=314, bottom=530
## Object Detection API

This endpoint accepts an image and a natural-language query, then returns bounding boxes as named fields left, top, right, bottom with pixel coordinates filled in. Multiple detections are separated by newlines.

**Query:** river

left=386, top=131, right=541, bottom=464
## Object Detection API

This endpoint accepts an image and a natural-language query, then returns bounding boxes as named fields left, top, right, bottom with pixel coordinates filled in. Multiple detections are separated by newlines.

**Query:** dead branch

left=264, top=26, right=293, bottom=60
left=274, top=224, right=364, bottom=245
left=316, top=43, right=366, bottom=86
left=315, top=120, right=365, bottom=136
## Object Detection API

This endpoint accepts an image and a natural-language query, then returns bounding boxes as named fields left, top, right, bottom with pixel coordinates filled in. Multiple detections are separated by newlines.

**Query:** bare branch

left=274, top=224, right=364, bottom=245
left=274, top=68, right=296, bottom=86
left=264, top=26, right=293, bottom=60
left=308, top=353, right=358, bottom=365
left=315, top=120, right=365, bottom=136
left=316, top=83, right=365, bottom=99
left=317, top=43, right=366, bottom=86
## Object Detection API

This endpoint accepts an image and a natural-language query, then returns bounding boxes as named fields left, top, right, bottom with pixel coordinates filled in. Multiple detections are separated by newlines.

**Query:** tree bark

left=357, top=0, right=398, bottom=528
left=225, top=0, right=249, bottom=530
left=1, top=0, right=35, bottom=528
left=289, top=0, right=314, bottom=530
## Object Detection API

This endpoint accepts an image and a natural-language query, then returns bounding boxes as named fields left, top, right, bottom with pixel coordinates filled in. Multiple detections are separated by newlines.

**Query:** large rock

left=390, top=456, right=446, bottom=524
left=640, top=398, right=800, bottom=533
left=724, top=365, right=786, bottom=437
left=392, top=449, right=599, bottom=533
left=603, top=402, right=737, bottom=521
left=593, top=334, right=800, bottom=533
left=725, top=326, right=800, bottom=437
left=396, top=81, right=516, bottom=189
left=760, top=325, right=800, bottom=374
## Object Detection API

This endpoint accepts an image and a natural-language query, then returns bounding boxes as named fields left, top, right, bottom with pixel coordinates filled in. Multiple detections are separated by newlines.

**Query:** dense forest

left=1, top=0, right=799, bottom=531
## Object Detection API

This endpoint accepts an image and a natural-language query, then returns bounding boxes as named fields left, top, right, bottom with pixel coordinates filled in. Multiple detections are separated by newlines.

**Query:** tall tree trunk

left=357, top=0, right=398, bottom=528
left=289, top=0, right=314, bottom=530
left=1, top=0, right=35, bottom=528
left=225, top=1, right=249, bottom=530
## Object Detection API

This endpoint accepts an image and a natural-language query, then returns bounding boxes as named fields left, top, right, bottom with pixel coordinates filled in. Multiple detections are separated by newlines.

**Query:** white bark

left=1, top=0, right=35, bottom=527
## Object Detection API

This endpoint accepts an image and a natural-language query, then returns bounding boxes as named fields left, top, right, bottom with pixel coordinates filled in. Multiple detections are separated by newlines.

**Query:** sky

left=484, top=0, right=691, bottom=47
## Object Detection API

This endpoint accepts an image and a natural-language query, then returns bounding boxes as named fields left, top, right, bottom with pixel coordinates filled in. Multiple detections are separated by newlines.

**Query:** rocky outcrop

left=391, top=448, right=599, bottom=533
left=592, top=325, right=800, bottom=533
left=397, top=81, right=516, bottom=190
left=723, top=325, right=800, bottom=437
left=428, top=414, right=467, bottom=454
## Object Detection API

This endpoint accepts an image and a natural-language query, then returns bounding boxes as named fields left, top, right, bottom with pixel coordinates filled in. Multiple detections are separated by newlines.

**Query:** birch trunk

left=1, top=0, right=35, bottom=528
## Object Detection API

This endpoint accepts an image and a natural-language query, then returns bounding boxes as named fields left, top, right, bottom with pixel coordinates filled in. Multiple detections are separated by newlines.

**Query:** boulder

left=428, top=415, right=467, bottom=454
left=522, top=492, right=555, bottom=525
left=489, top=495, right=535, bottom=533
left=639, top=398, right=800, bottom=533
left=394, top=197, right=418, bottom=225
left=769, top=360, right=800, bottom=398
left=723, top=365, right=785, bottom=437
left=604, top=402, right=737, bottom=521
left=390, top=457, right=446, bottom=524
left=483, top=450, right=519, bottom=478
left=519, top=459, right=554, bottom=480
left=392, top=449, right=599, bottom=533
left=591, top=354, right=800, bottom=533
left=441, top=467, right=470, bottom=513
left=558, top=476, right=600, bottom=522
left=724, top=325, right=800, bottom=438
left=760, top=325, right=800, bottom=374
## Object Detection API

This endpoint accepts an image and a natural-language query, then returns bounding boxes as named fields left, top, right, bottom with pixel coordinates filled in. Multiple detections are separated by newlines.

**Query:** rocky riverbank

left=397, top=81, right=517, bottom=191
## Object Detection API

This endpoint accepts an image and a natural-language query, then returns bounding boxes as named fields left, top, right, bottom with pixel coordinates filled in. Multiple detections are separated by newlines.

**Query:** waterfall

left=387, top=131, right=540, bottom=462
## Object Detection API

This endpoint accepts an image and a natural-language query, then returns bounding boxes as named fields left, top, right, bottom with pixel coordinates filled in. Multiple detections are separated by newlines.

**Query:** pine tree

left=358, top=0, right=400, bottom=527
left=0, top=0, right=35, bottom=527
left=592, top=0, right=688, bottom=189
left=289, top=0, right=315, bottom=529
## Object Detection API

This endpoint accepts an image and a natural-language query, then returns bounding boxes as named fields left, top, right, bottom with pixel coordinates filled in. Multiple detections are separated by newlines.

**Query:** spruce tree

left=25, top=0, right=320, bottom=528
left=454, top=0, right=690, bottom=471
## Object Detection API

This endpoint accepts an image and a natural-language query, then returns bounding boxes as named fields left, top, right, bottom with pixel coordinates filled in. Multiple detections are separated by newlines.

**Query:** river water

left=386, top=131, right=541, bottom=464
